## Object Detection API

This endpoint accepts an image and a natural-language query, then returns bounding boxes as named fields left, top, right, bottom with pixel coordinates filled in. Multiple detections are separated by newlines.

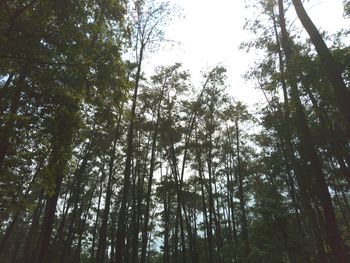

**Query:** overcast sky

left=144, top=0, right=349, bottom=108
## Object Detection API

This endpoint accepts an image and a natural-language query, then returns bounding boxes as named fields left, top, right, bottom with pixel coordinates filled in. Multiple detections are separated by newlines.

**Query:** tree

left=114, top=1, right=173, bottom=261
left=0, top=1, right=129, bottom=262
left=1, top=1, right=350, bottom=263
left=291, top=0, right=350, bottom=133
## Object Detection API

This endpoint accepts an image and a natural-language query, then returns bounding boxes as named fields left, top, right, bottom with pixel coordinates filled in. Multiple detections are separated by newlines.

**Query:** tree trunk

left=96, top=117, right=121, bottom=263
left=140, top=83, right=166, bottom=263
left=90, top=164, right=105, bottom=262
left=60, top=123, right=101, bottom=263
left=115, top=45, right=144, bottom=263
left=35, top=107, right=75, bottom=263
left=292, top=0, right=350, bottom=132
left=162, top=167, right=171, bottom=263
left=271, top=6, right=326, bottom=261
left=22, top=190, right=44, bottom=263
left=36, top=173, right=64, bottom=263
left=278, top=1, right=349, bottom=262
left=235, top=119, right=250, bottom=257
left=195, top=129, right=213, bottom=263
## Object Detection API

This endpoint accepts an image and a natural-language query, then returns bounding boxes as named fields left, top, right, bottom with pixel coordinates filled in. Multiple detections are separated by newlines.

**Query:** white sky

left=144, top=0, right=349, bottom=109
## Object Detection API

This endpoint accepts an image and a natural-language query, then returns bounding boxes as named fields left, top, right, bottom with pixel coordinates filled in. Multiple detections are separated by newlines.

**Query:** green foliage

left=1, top=1, right=350, bottom=263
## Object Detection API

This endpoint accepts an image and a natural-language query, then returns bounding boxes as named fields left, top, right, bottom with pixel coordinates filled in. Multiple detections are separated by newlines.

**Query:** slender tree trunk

left=162, top=168, right=171, bottom=263
left=224, top=155, right=233, bottom=245
left=60, top=124, right=101, bottom=263
left=96, top=117, right=121, bottom=263
left=91, top=164, right=105, bottom=262
left=228, top=153, right=238, bottom=244
left=131, top=132, right=152, bottom=263
left=206, top=143, right=216, bottom=257
left=195, top=129, right=212, bottom=263
left=291, top=0, right=350, bottom=132
left=36, top=106, right=76, bottom=263
left=213, top=181, right=224, bottom=263
left=53, top=189, right=70, bottom=251
left=115, top=45, right=144, bottom=263
left=170, top=128, right=200, bottom=263
left=140, top=83, right=166, bottom=263
left=278, top=1, right=349, bottom=262
left=22, top=190, right=44, bottom=263
left=173, top=203, right=179, bottom=263
left=235, top=119, right=250, bottom=257
left=168, top=137, right=187, bottom=263
left=271, top=6, right=325, bottom=262
left=179, top=203, right=186, bottom=263
left=130, top=156, right=139, bottom=263
left=182, top=201, right=198, bottom=263
left=74, top=189, right=94, bottom=263
left=110, top=211, right=117, bottom=263
left=36, top=171, right=64, bottom=263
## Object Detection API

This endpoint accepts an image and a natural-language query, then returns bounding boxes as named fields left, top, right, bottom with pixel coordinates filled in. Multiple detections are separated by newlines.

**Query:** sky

left=144, top=0, right=349, bottom=109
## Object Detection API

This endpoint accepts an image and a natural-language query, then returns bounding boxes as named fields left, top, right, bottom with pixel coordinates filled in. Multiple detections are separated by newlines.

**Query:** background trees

left=0, top=0, right=349, bottom=263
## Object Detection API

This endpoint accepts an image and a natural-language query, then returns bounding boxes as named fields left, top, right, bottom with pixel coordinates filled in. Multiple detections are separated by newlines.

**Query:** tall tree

left=291, top=0, right=350, bottom=132
left=114, top=1, right=172, bottom=261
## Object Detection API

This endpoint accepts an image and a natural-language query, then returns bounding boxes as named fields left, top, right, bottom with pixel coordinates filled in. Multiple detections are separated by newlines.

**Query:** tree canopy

left=0, top=0, right=349, bottom=263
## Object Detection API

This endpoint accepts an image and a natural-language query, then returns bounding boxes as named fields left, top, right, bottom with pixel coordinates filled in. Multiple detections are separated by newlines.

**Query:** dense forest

left=1, top=0, right=350, bottom=262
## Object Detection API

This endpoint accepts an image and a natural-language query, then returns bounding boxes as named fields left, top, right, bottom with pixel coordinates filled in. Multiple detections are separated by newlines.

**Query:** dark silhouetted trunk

left=235, top=119, right=250, bottom=257
left=36, top=108, right=75, bottom=263
left=96, top=116, right=121, bottom=263
left=292, top=0, right=350, bottom=133
left=140, top=83, right=166, bottom=263
left=90, top=165, right=104, bottom=262
left=278, top=1, right=349, bottom=262
left=115, top=45, right=144, bottom=263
